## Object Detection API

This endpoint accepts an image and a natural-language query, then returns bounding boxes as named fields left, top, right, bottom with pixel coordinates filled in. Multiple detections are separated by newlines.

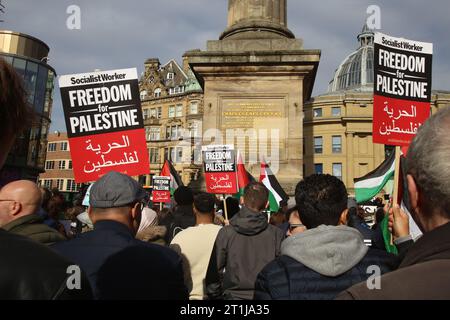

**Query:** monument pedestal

left=185, top=0, right=320, bottom=194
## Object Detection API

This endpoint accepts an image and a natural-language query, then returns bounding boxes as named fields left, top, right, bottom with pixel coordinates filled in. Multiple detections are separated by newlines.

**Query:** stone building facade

left=138, top=58, right=204, bottom=187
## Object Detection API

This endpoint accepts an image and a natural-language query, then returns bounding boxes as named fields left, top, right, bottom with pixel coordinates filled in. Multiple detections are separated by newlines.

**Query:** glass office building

left=0, top=30, right=56, bottom=186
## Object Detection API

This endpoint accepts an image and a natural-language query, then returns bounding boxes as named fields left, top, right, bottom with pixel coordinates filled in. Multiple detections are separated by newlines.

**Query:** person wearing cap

left=51, top=171, right=188, bottom=299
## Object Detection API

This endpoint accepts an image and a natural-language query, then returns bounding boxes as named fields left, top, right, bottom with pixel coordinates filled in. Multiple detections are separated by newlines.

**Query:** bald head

left=0, top=180, right=42, bottom=227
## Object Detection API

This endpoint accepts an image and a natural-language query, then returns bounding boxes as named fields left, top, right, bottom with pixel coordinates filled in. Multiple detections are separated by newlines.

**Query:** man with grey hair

left=337, top=107, right=450, bottom=300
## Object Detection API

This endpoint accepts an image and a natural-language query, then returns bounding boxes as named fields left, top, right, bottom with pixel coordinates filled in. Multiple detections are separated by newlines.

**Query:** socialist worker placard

left=373, top=33, right=433, bottom=146
left=59, top=68, right=150, bottom=183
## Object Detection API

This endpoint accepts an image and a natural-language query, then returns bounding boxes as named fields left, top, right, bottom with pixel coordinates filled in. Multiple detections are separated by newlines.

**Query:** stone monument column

left=185, top=0, right=321, bottom=194
left=222, top=0, right=293, bottom=40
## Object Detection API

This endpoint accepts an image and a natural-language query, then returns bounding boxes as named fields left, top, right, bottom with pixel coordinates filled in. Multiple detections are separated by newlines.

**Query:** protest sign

left=59, top=68, right=150, bottom=183
left=152, top=176, right=171, bottom=203
left=202, top=145, right=238, bottom=194
left=373, top=33, right=433, bottom=146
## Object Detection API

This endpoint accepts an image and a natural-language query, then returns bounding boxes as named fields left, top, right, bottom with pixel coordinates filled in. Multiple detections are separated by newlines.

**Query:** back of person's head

left=40, top=187, right=52, bottom=210
left=407, top=107, right=450, bottom=221
left=243, top=182, right=269, bottom=212
left=0, top=180, right=42, bottom=227
left=0, top=58, right=34, bottom=169
left=173, top=186, right=194, bottom=206
left=193, top=192, right=215, bottom=214
left=295, top=174, right=348, bottom=229
left=225, top=196, right=240, bottom=219
left=88, top=171, right=147, bottom=232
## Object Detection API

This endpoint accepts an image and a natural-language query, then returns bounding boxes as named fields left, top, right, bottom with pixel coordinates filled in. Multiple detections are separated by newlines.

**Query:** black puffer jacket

left=254, top=225, right=399, bottom=300
left=0, top=229, right=92, bottom=300
left=205, top=206, right=284, bottom=300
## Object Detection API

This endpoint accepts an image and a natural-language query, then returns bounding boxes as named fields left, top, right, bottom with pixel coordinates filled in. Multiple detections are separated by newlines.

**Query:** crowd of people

left=2, top=56, right=450, bottom=300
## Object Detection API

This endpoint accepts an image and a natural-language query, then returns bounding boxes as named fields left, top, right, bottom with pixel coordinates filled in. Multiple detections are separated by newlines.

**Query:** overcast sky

left=2, top=0, right=450, bottom=132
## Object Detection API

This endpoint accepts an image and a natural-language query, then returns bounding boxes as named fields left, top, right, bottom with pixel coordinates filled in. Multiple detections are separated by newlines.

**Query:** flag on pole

left=354, top=151, right=396, bottom=203
left=234, top=151, right=255, bottom=199
left=161, top=160, right=183, bottom=195
left=260, top=160, right=289, bottom=212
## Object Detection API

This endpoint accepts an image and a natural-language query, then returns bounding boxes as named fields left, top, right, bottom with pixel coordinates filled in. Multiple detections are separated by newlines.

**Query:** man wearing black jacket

left=205, top=182, right=284, bottom=300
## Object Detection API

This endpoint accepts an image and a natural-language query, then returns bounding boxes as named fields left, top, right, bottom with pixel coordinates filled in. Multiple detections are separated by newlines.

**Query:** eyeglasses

left=289, top=223, right=305, bottom=232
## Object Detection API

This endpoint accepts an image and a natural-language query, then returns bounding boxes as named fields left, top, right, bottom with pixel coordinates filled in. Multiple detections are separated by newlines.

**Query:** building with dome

left=304, top=25, right=450, bottom=193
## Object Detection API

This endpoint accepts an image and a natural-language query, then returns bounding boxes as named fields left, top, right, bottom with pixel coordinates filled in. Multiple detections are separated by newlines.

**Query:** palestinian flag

left=260, top=160, right=289, bottom=212
left=234, top=151, right=255, bottom=199
left=354, top=151, right=396, bottom=203
left=161, top=160, right=183, bottom=195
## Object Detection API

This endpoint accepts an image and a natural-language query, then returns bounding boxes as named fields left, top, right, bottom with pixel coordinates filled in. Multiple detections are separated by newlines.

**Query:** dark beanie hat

left=174, top=186, right=194, bottom=205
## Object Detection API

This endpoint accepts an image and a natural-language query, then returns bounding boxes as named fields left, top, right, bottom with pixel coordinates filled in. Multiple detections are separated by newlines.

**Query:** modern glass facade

left=0, top=30, right=56, bottom=186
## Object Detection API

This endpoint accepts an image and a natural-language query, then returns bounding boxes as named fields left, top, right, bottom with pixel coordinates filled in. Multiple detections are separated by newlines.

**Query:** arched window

left=154, top=88, right=161, bottom=98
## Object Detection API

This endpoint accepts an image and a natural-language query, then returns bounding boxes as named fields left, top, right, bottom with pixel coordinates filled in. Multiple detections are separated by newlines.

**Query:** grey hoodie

left=281, top=225, right=368, bottom=277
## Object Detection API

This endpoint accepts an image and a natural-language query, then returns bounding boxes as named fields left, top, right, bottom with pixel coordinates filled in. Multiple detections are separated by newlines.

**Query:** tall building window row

left=40, top=179, right=81, bottom=192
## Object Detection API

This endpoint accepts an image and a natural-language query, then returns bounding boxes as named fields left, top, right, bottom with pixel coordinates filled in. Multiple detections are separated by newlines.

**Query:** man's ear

left=131, top=202, right=141, bottom=220
left=339, top=208, right=349, bottom=225
left=87, top=206, right=95, bottom=223
left=10, top=201, right=22, bottom=216
left=407, top=174, right=419, bottom=212
left=240, top=196, right=244, bottom=206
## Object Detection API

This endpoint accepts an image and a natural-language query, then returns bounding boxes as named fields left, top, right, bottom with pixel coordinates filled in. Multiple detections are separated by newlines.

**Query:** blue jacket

left=52, top=220, right=187, bottom=299
left=254, top=225, right=399, bottom=300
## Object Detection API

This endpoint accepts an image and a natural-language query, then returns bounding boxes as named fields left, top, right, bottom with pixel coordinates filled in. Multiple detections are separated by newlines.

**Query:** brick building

left=38, top=132, right=82, bottom=198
